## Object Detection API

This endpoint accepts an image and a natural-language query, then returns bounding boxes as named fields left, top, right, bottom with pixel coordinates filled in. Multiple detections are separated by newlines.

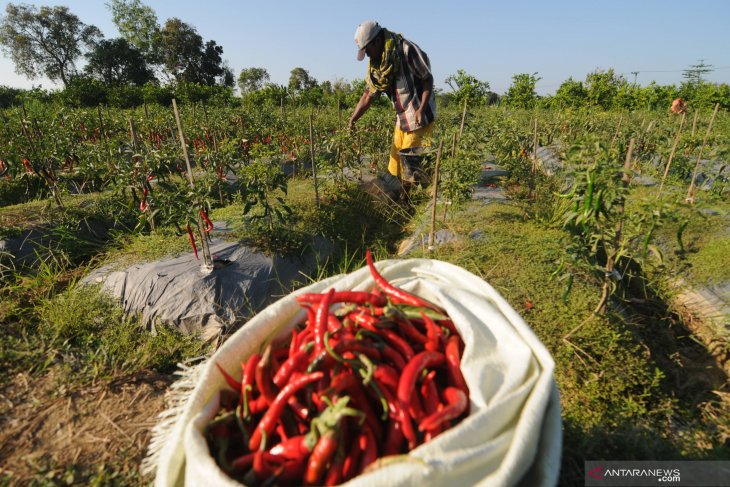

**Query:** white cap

left=354, top=21, right=381, bottom=61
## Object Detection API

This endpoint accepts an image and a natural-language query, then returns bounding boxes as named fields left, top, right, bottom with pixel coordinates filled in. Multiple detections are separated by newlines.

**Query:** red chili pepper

left=304, top=428, right=338, bottom=485
left=357, top=425, right=378, bottom=472
left=380, top=343, right=407, bottom=370
left=381, top=328, right=414, bottom=361
left=366, top=249, right=445, bottom=313
left=230, top=452, right=256, bottom=473
left=388, top=311, right=428, bottom=345
left=314, top=288, right=335, bottom=355
left=327, top=314, right=343, bottom=333
left=215, top=362, right=241, bottom=392
left=249, top=371, right=324, bottom=452
left=341, top=431, right=362, bottom=481
left=255, top=344, right=278, bottom=406
left=186, top=224, right=198, bottom=260
left=200, top=209, right=214, bottom=233
left=373, top=364, right=399, bottom=392
left=421, top=370, right=440, bottom=416
left=273, top=344, right=312, bottom=387
left=419, top=387, right=468, bottom=432
left=268, top=434, right=310, bottom=460
left=218, top=165, right=225, bottom=180
left=422, top=311, right=441, bottom=352
left=445, top=334, right=469, bottom=395
left=240, top=353, right=261, bottom=417
left=23, top=159, right=33, bottom=174
left=383, top=416, right=405, bottom=456
left=397, top=351, right=445, bottom=448
left=296, top=291, right=387, bottom=307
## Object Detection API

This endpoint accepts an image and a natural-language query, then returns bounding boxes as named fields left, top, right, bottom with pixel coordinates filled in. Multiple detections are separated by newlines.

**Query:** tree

left=199, top=40, right=226, bottom=85
left=156, top=18, right=228, bottom=86
left=553, top=77, right=587, bottom=108
left=444, top=69, right=490, bottom=105
left=288, top=67, right=317, bottom=93
left=504, top=72, right=541, bottom=109
left=585, top=68, right=624, bottom=109
left=0, top=3, right=101, bottom=87
left=106, top=0, right=160, bottom=63
left=238, top=67, right=270, bottom=93
left=85, top=38, right=155, bottom=85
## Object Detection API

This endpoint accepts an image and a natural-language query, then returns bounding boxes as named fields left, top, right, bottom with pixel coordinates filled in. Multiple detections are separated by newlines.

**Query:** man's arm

left=349, top=90, right=374, bottom=130
left=414, top=74, right=433, bottom=127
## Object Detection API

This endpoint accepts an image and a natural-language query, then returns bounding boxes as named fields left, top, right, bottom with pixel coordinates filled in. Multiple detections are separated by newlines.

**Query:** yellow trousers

left=388, top=122, right=434, bottom=177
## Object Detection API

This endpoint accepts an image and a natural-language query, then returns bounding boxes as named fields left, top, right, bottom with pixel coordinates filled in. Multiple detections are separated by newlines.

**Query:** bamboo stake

left=609, top=114, right=623, bottom=150
left=458, top=98, right=468, bottom=139
left=428, top=141, right=444, bottom=251
left=691, top=111, right=699, bottom=137
left=450, top=132, right=457, bottom=158
left=309, top=112, right=320, bottom=207
left=530, top=118, right=538, bottom=200
left=129, top=117, right=138, bottom=152
left=686, top=103, right=720, bottom=203
left=172, top=98, right=213, bottom=270
left=657, top=112, right=686, bottom=196
left=172, top=99, right=195, bottom=187
left=596, top=138, right=634, bottom=314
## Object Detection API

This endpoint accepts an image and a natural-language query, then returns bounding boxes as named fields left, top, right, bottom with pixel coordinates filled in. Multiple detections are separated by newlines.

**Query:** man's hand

left=414, top=107, right=426, bottom=127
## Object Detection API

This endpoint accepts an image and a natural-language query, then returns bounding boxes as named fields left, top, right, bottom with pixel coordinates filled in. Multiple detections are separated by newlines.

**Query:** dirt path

left=0, top=369, right=173, bottom=485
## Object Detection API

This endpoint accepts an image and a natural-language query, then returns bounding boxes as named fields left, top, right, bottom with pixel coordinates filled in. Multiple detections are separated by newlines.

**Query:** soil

left=0, top=369, right=173, bottom=485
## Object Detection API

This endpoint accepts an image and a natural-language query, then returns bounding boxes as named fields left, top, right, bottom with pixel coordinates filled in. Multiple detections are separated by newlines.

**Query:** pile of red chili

left=206, top=250, right=470, bottom=485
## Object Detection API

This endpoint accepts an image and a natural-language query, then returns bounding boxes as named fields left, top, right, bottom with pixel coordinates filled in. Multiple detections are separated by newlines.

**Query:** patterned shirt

left=369, top=37, right=436, bottom=132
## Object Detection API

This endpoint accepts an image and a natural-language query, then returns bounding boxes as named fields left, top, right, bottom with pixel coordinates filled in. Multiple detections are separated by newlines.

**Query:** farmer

left=670, top=97, right=686, bottom=114
left=348, top=21, right=436, bottom=195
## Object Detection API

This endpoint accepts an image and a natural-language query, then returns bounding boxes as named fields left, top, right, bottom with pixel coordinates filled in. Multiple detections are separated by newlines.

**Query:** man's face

left=365, top=35, right=384, bottom=63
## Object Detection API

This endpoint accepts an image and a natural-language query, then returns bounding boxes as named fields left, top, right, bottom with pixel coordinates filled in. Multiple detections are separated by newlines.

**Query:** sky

left=0, top=0, right=728, bottom=96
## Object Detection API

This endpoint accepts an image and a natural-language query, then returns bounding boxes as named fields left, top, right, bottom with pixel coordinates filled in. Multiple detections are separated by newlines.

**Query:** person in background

left=348, top=21, right=436, bottom=196
left=670, top=97, right=686, bottom=114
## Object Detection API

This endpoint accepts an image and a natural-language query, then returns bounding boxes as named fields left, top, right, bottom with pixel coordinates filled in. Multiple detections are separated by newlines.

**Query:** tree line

left=1, top=1, right=727, bottom=112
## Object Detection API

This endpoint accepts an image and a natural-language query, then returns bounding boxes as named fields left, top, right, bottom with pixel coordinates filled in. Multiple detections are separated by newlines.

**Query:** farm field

left=0, top=99, right=728, bottom=486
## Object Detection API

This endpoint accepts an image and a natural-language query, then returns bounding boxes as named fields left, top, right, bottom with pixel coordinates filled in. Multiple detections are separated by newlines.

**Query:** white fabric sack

left=146, top=258, right=562, bottom=487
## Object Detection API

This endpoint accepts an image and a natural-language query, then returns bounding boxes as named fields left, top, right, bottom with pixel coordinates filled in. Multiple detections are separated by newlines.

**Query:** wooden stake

left=686, top=103, right=720, bottom=203
left=597, top=138, right=634, bottom=314
left=530, top=118, right=538, bottom=200
left=129, top=117, right=138, bottom=152
left=450, top=132, right=457, bottom=158
left=172, top=98, right=213, bottom=269
left=428, top=141, right=444, bottom=251
left=172, top=99, right=195, bottom=188
left=691, top=111, right=699, bottom=137
left=458, top=98, right=468, bottom=139
left=657, top=112, right=686, bottom=196
left=309, top=112, right=320, bottom=207
left=609, top=114, right=623, bottom=150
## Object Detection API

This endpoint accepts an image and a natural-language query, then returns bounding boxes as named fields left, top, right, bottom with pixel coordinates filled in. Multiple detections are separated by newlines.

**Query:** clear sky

left=0, top=0, right=728, bottom=95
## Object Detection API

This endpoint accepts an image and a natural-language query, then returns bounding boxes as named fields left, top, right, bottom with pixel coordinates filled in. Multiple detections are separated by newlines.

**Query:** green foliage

left=444, top=69, right=491, bottom=106
left=238, top=67, right=270, bottom=94
left=106, top=0, right=161, bottom=63
left=238, top=159, right=292, bottom=232
left=585, top=68, right=625, bottom=109
left=504, top=72, right=541, bottom=109
left=0, top=3, right=102, bottom=86
left=84, top=37, right=155, bottom=86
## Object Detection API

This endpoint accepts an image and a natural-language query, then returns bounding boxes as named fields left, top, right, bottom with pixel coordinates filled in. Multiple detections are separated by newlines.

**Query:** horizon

left=0, top=0, right=728, bottom=96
